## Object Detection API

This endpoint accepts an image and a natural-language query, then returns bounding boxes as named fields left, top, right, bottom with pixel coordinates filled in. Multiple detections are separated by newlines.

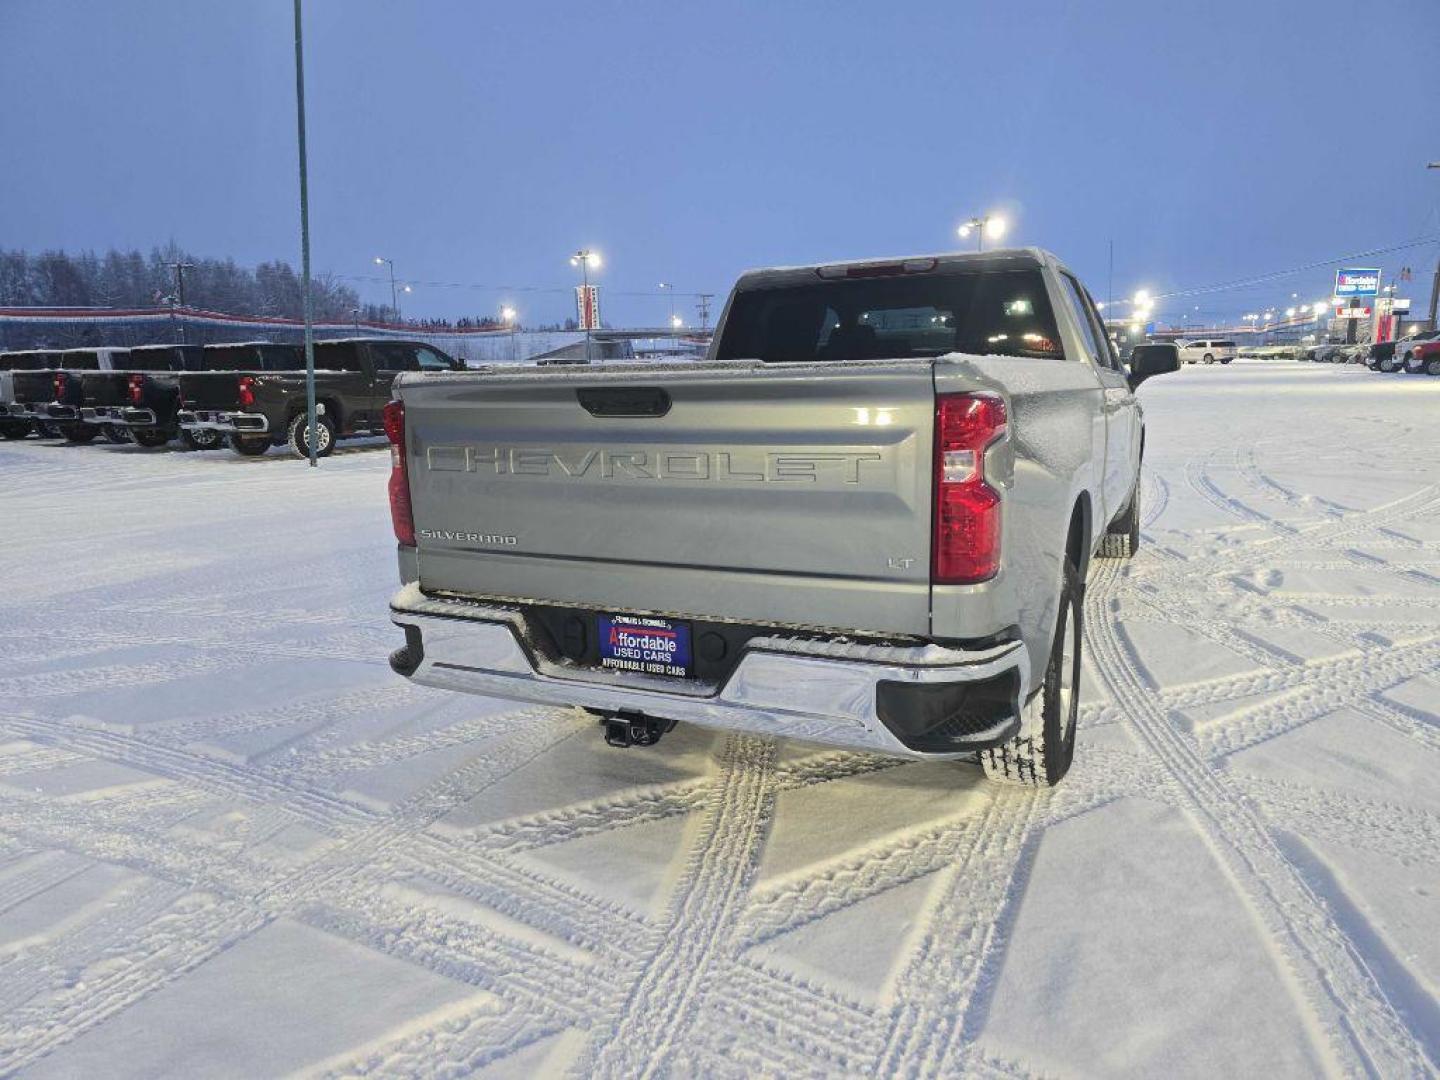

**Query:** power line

left=330, top=273, right=712, bottom=299
left=1154, top=233, right=1440, bottom=301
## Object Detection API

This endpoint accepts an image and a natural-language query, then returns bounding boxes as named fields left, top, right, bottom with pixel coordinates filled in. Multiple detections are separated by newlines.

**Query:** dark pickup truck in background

left=178, top=338, right=461, bottom=457
left=80, top=344, right=212, bottom=448
left=0, top=350, right=64, bottom=438
left=9, top=348, right=129, bottom=443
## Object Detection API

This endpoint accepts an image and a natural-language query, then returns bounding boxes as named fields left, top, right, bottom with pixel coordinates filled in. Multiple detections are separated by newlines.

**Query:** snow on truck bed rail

left=0, top=361, right=1438, bottom=1077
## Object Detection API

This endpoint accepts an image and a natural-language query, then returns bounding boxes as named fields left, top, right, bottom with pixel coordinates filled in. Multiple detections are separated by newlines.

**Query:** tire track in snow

left=1086, top=557, right=1430, bottom=1077
left=586, top=734, right=778, bottom=1080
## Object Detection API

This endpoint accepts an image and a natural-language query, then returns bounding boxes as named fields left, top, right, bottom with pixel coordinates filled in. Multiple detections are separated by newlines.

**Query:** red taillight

left=127, top=373, right=145, bottom=405
left=932, top=392, right=1006, bottom=584
left=383, top=399, right=415, bottom=546
left=53, top=372, right=67, bottom=400
left=237, top=375, right=256, bottom=408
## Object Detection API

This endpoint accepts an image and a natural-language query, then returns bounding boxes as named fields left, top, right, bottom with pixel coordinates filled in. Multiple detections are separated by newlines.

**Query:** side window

left=1058, top=273, right=1106, bottom=367
left=314, top=343, right=363, bottom=372
left=1080, top=283, right=1122, bottom=369
left=372, top=343, right=418, bottom=372
left=415, top=347, right=452, bottom=371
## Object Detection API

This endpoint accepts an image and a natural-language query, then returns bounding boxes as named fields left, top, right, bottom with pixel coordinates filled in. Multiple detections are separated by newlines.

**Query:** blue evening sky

left=2, top=0, right=1437, bottom=327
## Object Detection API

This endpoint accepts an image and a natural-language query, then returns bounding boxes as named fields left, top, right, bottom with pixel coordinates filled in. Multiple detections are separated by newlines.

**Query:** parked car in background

left=1393, top=330, right=1440, bottom=372
left=8, top=347, right=129, bottom=442
left=1369, top=330, right=1437, bottom=372
left=386, top=248, right=1179, bottom=788
left=1178, top=338, right=1236, bottom=364
left=0, top=350, right=64, bottom=438
left=1409, top=340, right=1440, bottom=376
left=178, top=338, right=461, bottom=457
left=1311, top=344, right=1346, bottom=363
left=79, top=344, right=213, bottom=448
left=1400, top=332, right=1440, bottom=374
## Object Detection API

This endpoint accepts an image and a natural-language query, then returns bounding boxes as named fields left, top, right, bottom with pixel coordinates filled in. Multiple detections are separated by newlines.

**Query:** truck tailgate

left=179, top=372, right=241, bottom=410
left=81, top=372, right=128, bottom=407
left=399, top=361, right=937, bottom=635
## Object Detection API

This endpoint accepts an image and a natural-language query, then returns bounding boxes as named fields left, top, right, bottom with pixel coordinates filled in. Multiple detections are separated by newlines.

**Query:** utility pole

left=166, top=260, right=194, bottom=343
left=696, top=293, right=714, bottom=331
left=293, top=0, right=318, bottom=467
left=1107, top=239, right=1114, bottom=312
left=1428, top=163, right=1440, bottom=330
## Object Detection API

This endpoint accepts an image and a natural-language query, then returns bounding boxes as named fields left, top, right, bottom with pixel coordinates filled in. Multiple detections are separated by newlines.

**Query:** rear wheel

left=60, top=423, right=97, bottom=443
left=0, top=420, right=31, bottom=440
left=131, top=428, right=170, bottom=448
left=287, top=411, right=336, bottom=458
left=181, top=428, right=222, bottom=451
left=980, top=560, right=1082, bottom=787
left=230, top=435, right=270, bottom=457
left=99, top=423, right=130, bottom=444
left=1426, top=357, right=1440, bottom=377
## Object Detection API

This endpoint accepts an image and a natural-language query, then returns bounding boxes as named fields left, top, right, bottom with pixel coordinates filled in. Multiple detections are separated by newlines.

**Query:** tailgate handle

left=576, top=387, right=671, bottom=418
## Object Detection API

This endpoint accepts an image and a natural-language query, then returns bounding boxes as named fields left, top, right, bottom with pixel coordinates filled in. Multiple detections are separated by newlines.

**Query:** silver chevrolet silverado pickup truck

left=385, top=248, right=1177, bottom=786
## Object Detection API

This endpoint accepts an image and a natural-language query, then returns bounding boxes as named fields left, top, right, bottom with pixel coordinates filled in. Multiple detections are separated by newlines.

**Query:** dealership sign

left=1333, top=268, right=1381, bottom=298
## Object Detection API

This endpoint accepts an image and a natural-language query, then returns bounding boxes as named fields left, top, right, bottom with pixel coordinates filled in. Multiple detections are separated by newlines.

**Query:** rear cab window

left=715, top=267, right=1063, bottom=363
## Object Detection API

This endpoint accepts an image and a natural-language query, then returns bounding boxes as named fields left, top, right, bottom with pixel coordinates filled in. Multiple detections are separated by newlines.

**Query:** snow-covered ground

left=0, top=361, right=1437, bottom=1078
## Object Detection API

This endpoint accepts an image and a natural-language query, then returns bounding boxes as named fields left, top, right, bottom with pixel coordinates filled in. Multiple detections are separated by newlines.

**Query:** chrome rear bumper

left=388, top=585, right=1030, bottom=758
left=177, top=410, right=269, bottom=434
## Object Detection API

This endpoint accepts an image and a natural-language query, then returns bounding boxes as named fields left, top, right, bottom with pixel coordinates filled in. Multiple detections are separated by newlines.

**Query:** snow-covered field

left=1, top=361, right=1437, bottom=1078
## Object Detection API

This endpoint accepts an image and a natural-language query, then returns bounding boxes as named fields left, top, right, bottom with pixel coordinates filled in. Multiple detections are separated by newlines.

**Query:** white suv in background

left=1178, top=338, right=1237, bottom=364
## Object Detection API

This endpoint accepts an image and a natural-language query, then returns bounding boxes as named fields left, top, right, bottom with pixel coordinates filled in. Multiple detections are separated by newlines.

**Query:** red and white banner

left=575, top=286, right=601, bottom=331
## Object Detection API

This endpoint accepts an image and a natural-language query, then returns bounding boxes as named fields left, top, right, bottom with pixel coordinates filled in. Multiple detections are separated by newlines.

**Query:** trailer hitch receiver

left=600, top=711, right=677, bottom=748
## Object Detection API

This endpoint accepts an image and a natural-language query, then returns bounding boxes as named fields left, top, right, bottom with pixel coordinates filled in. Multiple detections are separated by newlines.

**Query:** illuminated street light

left=1311, top=302, right=1329, bottom=316
left=570, top=249, right=602, bottom=362
left=500, top=305, right=517, bottom=325
left=1285, top=307, right=1296, bottom=317
left=1132, top=289, right=1151, bottom=308
left=957, top=213, right=1007, bottom=252
left=670, top=314, right=684, bottom=330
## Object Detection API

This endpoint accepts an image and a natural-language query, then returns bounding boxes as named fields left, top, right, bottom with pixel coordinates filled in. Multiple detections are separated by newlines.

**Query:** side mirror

left=1127, top=344, right=1180, bottom=390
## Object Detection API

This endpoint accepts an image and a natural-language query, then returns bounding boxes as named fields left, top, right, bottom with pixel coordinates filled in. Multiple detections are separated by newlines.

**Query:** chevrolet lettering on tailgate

left=424, top=445, right=883, bottom=484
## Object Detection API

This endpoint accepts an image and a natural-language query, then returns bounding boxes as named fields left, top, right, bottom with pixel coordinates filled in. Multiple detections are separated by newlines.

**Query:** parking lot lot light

left=957, top=214, right=1006, bottom=251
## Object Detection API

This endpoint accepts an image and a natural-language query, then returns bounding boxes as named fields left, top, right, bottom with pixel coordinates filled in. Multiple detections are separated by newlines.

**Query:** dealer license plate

left=597, top=614, right=693, bottom=679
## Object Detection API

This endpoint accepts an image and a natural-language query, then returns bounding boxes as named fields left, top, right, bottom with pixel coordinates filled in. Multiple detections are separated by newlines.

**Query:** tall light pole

left=570, top=249, right=601, bottom=363
left=375, top=256, right=402, bottom=324
left=501, top=304, right=517, bottom=364
left=1426, top=162, right=1440, bottom=329
left=292, top=0, right=317, bottom=467
left=658, top=282, right=675, bottom=328
left=957, top=214, right=1007, bottom=252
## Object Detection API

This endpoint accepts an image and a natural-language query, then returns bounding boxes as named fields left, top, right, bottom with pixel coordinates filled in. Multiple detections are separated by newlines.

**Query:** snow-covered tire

left=1097, top=476, right=1141, bottom=559
left=287, top=411, right=336, bottom=459
left=1426, top=358, right=1440, bottom=377
left=980, top=561, right=1082, bottom=787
